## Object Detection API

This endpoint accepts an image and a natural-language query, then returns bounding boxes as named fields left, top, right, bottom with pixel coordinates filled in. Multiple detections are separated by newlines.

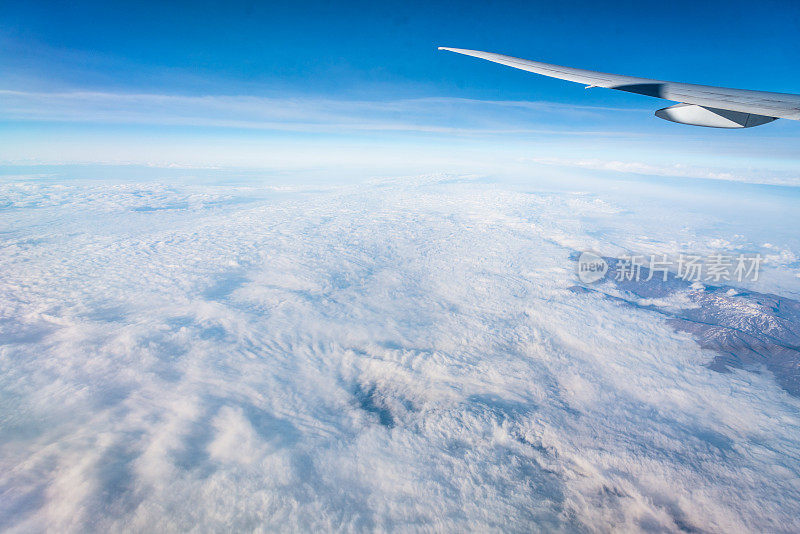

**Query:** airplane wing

left=439, top=47, right=800, bottom=128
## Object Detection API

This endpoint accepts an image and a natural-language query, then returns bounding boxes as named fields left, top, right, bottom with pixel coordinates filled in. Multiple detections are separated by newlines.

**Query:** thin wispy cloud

left=4, top=89, right=799, bottom=187
left=526, top=156, right=800, bottom=187
left=0, top=89, right=644, bottom=136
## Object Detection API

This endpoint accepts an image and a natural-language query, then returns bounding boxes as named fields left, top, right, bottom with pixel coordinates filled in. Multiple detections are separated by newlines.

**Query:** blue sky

left=1, top=0, right=799, bottom=181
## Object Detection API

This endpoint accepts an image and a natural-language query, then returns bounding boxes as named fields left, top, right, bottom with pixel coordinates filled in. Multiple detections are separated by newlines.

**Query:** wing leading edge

left=439, top=47, right=800, bottom=128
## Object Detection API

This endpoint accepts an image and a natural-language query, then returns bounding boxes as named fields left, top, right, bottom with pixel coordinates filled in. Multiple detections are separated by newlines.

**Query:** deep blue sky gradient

left=4, top=0, right=799, bottom=98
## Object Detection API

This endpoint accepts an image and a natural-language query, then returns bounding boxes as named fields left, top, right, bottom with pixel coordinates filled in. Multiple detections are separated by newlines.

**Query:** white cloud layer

left=1, top=174, right=799, bottom=532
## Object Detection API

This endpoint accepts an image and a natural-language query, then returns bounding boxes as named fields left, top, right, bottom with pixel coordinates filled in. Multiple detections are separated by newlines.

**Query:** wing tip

left=438, top=47, right=489, bottom=57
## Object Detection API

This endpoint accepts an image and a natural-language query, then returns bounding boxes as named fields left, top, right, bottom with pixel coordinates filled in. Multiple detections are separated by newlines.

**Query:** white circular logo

left=577, top=251, right=608, bottom=283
